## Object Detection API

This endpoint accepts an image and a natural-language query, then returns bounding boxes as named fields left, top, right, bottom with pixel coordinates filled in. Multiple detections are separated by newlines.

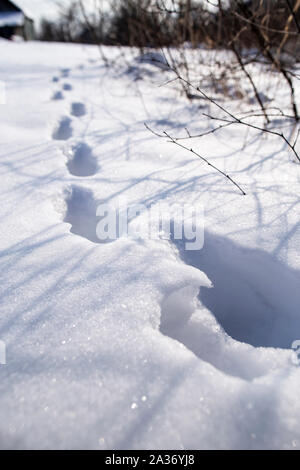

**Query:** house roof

left=0, top=10, right=24, bottom=27
left=10, top=1, right=33, bottom=20
left=0, top=0, right=33, bottom=23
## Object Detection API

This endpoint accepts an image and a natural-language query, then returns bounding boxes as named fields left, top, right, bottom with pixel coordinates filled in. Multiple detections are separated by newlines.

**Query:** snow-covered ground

left=0, top=40, right=300, bottom=450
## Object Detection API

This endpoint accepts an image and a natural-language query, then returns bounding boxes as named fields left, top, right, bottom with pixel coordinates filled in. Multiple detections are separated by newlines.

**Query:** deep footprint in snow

left=63, top=186, right=99, bottom=243
left=159, top=284, right=291, bottom=381
left=52, top=76, right=60, bottom=83
left=158, top=232, right=300, bottom=380
left=60, top=68, right=70, bottom=78
left=169, top=233, right=300, bottom=350
left=62, top=83, right=73, bottom=91
left=71, top=102, right=86, bottom=117
left=62, top=185, right=118, bottom=245
left=51, top=91, right=64, bottom=101
left=52, top=117, right=73, bottom=141
left=63, top=186, right=118, bottom=244
left=66, top=142, right=98, bottom=177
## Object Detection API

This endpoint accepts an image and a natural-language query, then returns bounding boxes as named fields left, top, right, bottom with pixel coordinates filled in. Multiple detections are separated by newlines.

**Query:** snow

left=0, top=40, right=300, bottom=450
left=0, top=12, right=24, bottom=27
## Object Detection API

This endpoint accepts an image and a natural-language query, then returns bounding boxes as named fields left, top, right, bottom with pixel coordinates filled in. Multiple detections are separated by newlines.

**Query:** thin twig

left=144, top=123, right=247, bottom=195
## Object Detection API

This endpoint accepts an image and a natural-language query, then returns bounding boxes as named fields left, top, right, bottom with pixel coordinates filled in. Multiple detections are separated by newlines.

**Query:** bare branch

left=144, top=123, right=247, bottom=195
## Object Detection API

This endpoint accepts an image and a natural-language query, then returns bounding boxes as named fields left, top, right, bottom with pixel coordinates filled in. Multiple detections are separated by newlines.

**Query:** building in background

left=0, top=0, right=34, bottom=40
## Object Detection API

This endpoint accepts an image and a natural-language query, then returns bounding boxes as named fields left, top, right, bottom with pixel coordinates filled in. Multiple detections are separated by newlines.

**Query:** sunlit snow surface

left=0, top=41, right=300, bottom=450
